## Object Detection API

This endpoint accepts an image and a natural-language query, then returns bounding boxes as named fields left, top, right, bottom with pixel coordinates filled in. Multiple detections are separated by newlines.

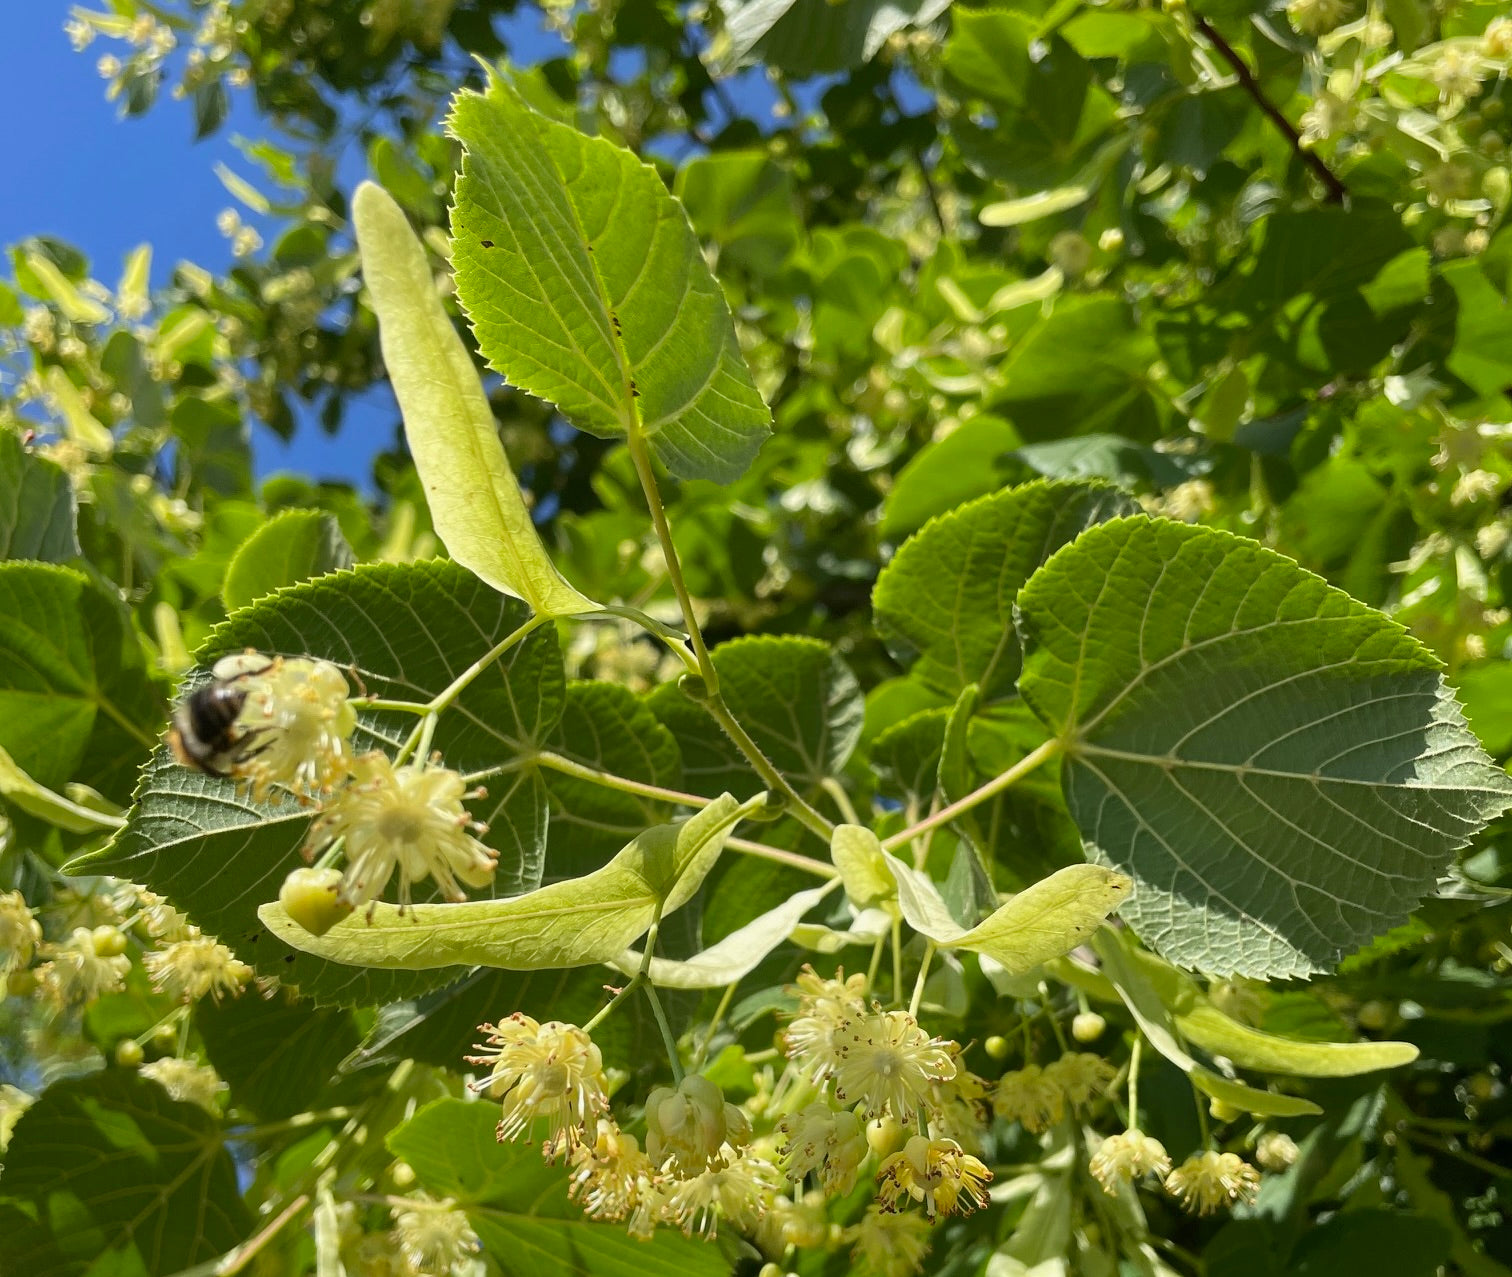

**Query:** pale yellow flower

left=569, top=1120, right=660, bottom=1232
left=663, top=1147, right=781, bottom=1238
left=832, top=1010, right=957, bottom=1123
left=992, top=1064, right=1065, bottom=1133
left=467, top=1015, right=608, bottom=1152
left=876, top=1135, right=992, bottom=1218
left=143, top=934, right=252, bottom=1003
left=1164, top=1150, right=1262, bottom=1215
left=0, top=890, right=41, bottom=970
left=141, top=1057, right=227, bottom=1112
left=1044, top=1051, right=1116, bottom=1111
left=391, top=1195, right=479, bottom=1274
left=310, top=752, right=496, bottom=909
left=782, top=965, right=868, bottom=1086
left=847, top=1203, right=933, bottom=1277
left=231, top=655, right=356, bottom=798
left=35, top=927, right=130, bottom=1009
left=777, top=1102, right=870, bottom=1193
left=1089, top=1129, right=1172, bottom=1193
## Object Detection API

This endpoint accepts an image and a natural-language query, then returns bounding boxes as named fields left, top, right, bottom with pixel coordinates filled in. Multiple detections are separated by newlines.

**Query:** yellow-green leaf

left=44, top=367, right=113, bottom=452
left=0, top=744, right=124, bottom=834
left=24, top=252, right=110, bottom=324
left=353, top=181, right=597, bottom=617
left=950, top=864, right=1130, bottom=975
left=831, top=824, right=895, bottom=910
left=257, top=795, right=742, bottom=971
left=980, top=185, right=1090, bottom=228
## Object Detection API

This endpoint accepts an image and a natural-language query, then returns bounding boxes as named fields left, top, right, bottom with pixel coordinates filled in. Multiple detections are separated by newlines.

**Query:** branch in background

left=1193, top=15, right=1349, bottom=206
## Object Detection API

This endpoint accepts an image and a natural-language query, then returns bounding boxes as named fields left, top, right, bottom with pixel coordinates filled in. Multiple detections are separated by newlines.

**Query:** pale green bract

left=883, top=852, right=1131, bottom=975
left=353, top=181, right=597, bottom=617
left=259, top=795, right=746, bottom=971
left=1017, top=516, right=1512, bottom=980
left=448, top=72, right=772, bottom=485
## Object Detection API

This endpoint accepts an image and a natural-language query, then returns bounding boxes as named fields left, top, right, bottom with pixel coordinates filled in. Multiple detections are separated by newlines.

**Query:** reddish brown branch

left=1193, top=15, right=1349, bottom=205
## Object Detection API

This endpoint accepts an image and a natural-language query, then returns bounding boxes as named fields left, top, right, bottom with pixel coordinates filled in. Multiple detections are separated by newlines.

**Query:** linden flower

left=663, top=1147, right=781, bottom=1238
left=466, top=1014, right=608, bottom=1152
left=391, top=1196, right=480, bottom=1274
left=1431, top=46, right=1483, bottom=104
left=1044, top=1052, right=1116, bottom=1111
left=756, top=1189, right=830, bottom=1255
left=232, top=656, right=356, bottom=799
left=832, top=1010, right=957, bottom=1123
left=117, top=885, right=194, bottom=943
left=35, top=928, right=130, bottom=1009
left=310, top=752, right=497, bottom=909
left=1286, top=0, right=1352, bottom=36
left=0, top=1084, right=34, bottom=1151
left=1256, top=1131, right=1300, bottom=1171
left=1089, top=1129, right=1172, bottom=1194
left=783, top=965, right=868, bottom=1086
left=1164, top=1150, right=1262, bottom=1215
left=777, top=1102, right=870, bottom=1193
left=992, top=1064, right=1065, bottom=1133
left=569, top=1120, right=661, bottom=1234
left=143, top=935, right=252, bottom=1003
left=848, top=1203, right=933, bottom=1277
left=1486, top=16, right=1512, bottom=58
left=140, top=1057, right=228, bottom=1113
left=876, top=1135, right=993, bottom=1218
left=0, top=890, right=41, bottom=969
left=645, top=1075, right=751, bottom=1175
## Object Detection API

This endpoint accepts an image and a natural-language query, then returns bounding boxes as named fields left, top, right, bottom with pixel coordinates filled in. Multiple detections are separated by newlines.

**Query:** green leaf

left=979, top=185, right=1090, bottom=228
left=222, top=508, right=354, bottom=611
left=72, top=560, right=565, bottom=1007
left=1017, top=518, right=1512, bottom=978
left=674, top=150, right=800, bottom=277
left=0, top=429, right=79, bottom=562
left=0, top=562, right=161, bottom=805
left=0, top=742, right=125, bottom=833
left=831, top=824, right=895, bottom=910
left=721, top=0, right=953, bottom=75
left=883, top=852, right=1128, bottom=972
left=878, top=415, right=1022, bottom=542
left=713, top=635, right=864, bottom=790
left=449, top=74, right=771, bottom=484
left=389, top=1098, right=730, bottom=1277
left=0, top=1071, right=252, bottom=1273
left=949, top=863, right=1130, bottom=974
left=45, top=365, right=114, bottom=452
left=1442, top=258, right=1512, bottom=401
left=873, top=478, right=1138, bottom=703
left=542, top=681, right=683, bottom=877
left=258, top=794, right=746, bottom=971
left=1093, top=931, right=1322, bottom=1117
left=196, top=987, right=360, bottom=1120
left=354, top=182, right=597, bottom=616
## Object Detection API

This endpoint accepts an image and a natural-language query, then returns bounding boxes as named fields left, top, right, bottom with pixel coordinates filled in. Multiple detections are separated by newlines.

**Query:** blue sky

left=0, top=7, right=803, bottom=491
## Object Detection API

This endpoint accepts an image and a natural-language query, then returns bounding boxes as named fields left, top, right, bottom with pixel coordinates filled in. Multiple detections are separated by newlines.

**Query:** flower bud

left=279, top=867, right=354, bottom=936
left=1256, top=1131, right=1299, bottom=1171
left=1072, top=1011, right=1106, bottom=1042
left=866, top=1114, right=905, bottom=1159
left=114, top=1038, right=144, bottom=1068
left=645, top=1075, right=729, bottom=1174
left=983, top=1035, right=1009, bottom=1060
left=91, top=925, right=128, bottom=958
left=1209, top=1098, right=1243, bottom=1123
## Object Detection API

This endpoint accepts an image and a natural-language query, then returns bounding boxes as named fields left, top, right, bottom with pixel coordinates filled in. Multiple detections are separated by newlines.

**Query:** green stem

left=625, top=429, right=834, bottom=844
left=394, top=615, right=546, bottom=766
left=881, top=738, right=1062, bottom=852
left=891, top=913, right=904, bottom=1007
left=586, top=915, right=663, bottom=1036
left=644, top=981, right=684, bottom=1084
left=820, top=777, right=860, bottom=826
left=866, top=931, right=887, bottom=993
left=1043, top=983, right=1071, bottom=1053
left=692, top=981, right=739, bottom=1072
left=1128, top=1034, right=1143, bottom=1127
left=908, top=941, right=936, bottom=1018
left=360, top=697, right=429, bottom=715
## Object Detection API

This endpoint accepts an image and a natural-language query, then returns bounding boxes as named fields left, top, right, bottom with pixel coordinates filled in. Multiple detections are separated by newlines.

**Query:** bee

left=167, top=652, right=274, bottom=777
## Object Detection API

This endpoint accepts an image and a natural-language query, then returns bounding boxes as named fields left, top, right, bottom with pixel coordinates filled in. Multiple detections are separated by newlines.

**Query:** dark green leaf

left=1017, top=517, right=1512, bottom=977
left=873, top=479, right=1139, bottom=703
left=222, top=509, right=355, bottom=612
left=0, top=430, right=79, bottom=562
left=72, top=560, right=565, bottom=1007
left=0, top=1071, right=252, bottom=1274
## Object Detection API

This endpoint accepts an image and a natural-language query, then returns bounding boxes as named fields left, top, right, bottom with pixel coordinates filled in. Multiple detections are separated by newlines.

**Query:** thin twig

left=1192, top=15, right=1348, bottom=205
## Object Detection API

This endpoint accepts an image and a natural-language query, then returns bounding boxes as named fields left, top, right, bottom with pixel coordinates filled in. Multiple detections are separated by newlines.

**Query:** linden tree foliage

left=2, top=1, right=1512, bottom=1275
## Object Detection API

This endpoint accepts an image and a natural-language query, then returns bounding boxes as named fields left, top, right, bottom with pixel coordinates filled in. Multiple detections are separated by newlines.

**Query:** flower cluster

left=166, top=650, right=500, bottom=919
